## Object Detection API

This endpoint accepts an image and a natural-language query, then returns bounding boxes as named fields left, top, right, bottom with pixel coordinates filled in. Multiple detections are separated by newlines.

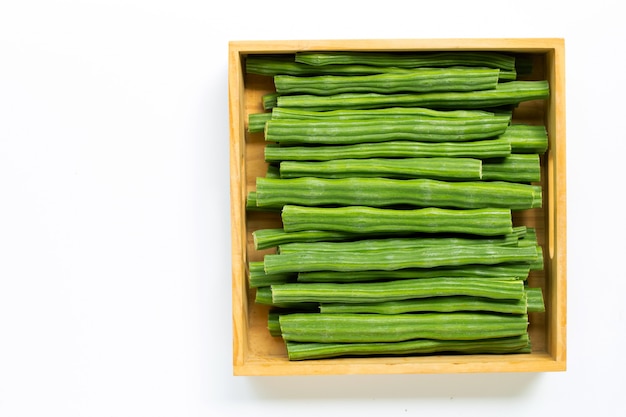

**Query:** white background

left=1, top=1, right=624, bottom=416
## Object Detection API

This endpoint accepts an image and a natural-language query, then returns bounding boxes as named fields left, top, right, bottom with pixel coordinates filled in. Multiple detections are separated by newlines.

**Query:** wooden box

left=228, top=38, right=566, bottom=375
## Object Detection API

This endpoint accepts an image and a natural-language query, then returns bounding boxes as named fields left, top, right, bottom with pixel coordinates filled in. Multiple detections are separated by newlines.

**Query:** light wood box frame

left=229, top=38, right=566, bottom=376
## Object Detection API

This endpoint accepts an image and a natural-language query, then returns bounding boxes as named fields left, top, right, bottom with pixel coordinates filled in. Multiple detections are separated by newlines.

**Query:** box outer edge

left=229, top=38, right=567, bottom=375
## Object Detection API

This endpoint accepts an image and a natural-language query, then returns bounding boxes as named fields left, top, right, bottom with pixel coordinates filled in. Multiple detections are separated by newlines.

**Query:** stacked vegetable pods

left=245, top=51, right=548, bottom=361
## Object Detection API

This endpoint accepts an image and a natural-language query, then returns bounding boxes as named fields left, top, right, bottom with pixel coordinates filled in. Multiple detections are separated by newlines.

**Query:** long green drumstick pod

left=318, top=287, right=545, bottom=314
left=274, top=67, right=501, bottom=95
left=256, top=177, right=542, bottom=210
left=264, top=243, right=540, bottom=274
left=275, top=80, right=549, bottom=111
left=277, top=229, right=526, bottom=255
left=264, top=115, right=511, bottom=145
left=270, top=277, right=525, bottom=304
left=319, top=294, right=530, bottom=315
left=297, top=263, right=532, bottom=283
left=284, top=334, right=531, bottom=360
left=279, top=157, right=483, bottom=180
left=278, top=312, right=529, bottom=343
left=246, top=55, right=517, bottom=79
left=264, top=139, right=512, bottom=162
left=294, top=51, right=517, bottom=71
left=270, top=106, right=499, bottom=121
left=280, top=205, right=513, bottom=236
left=255, top=226, right=527, bottom=251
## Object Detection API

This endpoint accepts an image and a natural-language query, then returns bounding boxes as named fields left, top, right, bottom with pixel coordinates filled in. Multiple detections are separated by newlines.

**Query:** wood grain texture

left=228, top=38, right=566, bottom=375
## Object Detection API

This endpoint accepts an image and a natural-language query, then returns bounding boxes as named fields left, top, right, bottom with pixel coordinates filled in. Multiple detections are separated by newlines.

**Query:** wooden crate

left=228, top=38, right=566, bottom=375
